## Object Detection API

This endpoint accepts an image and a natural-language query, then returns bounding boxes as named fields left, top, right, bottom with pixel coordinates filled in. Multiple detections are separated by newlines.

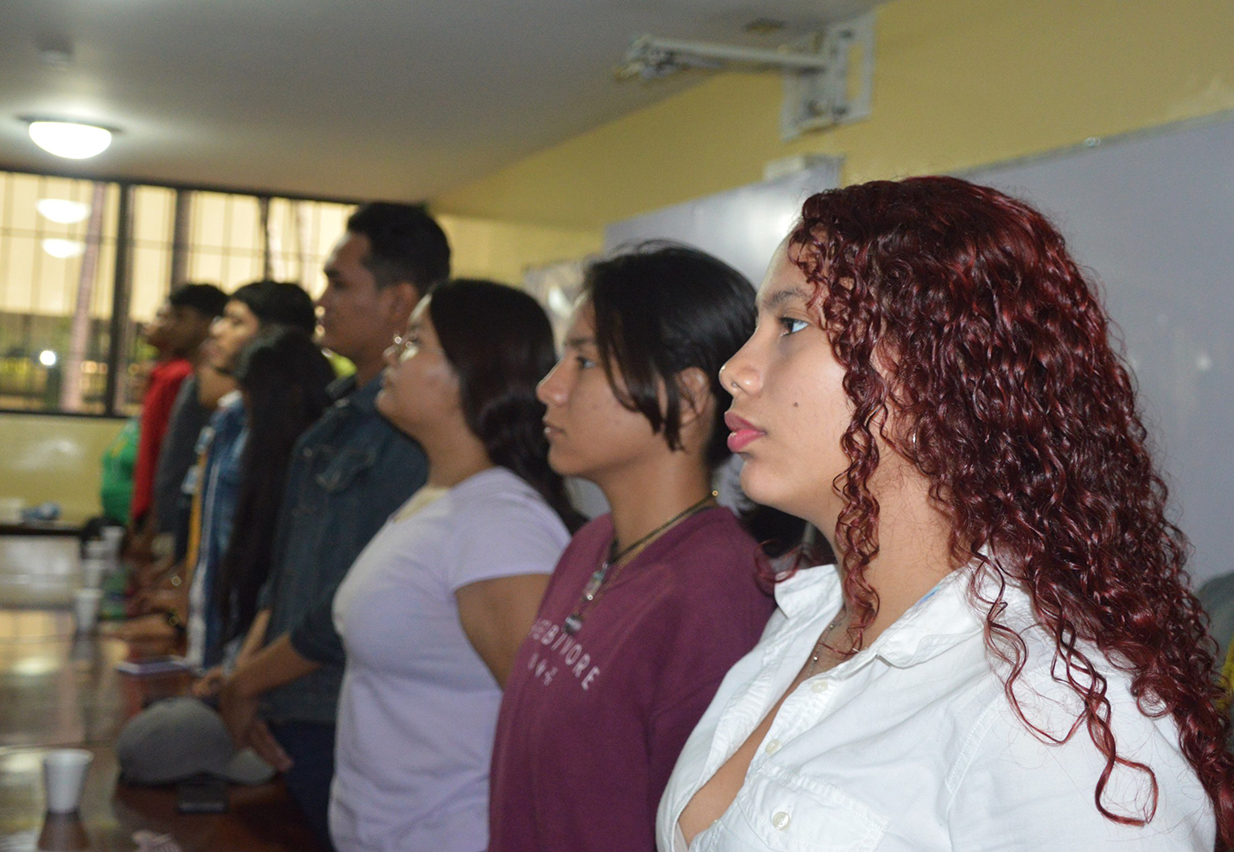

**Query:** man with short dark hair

left=131, top=283, right=227, bottom=534
left=220, top=204, right=450, bottom=849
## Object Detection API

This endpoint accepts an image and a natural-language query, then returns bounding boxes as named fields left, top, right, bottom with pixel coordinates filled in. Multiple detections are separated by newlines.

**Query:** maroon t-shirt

left=489, top=506, right=775, bottom=852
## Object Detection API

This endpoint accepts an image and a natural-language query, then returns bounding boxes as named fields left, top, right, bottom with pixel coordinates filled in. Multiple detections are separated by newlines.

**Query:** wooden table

left=0, top=608, right=323, bottom=852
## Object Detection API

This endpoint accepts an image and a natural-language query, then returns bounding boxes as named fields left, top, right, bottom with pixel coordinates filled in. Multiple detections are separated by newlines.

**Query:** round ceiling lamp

left=36, top=198, right=92, bottom=224
left=27, top=120, right=112, bottom=159
left=42, top=238, right=87, bottom=259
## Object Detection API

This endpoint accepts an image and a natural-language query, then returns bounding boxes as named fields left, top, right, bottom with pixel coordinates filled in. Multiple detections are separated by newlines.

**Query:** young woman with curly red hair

left=657, top=176, right=1233, bottom=851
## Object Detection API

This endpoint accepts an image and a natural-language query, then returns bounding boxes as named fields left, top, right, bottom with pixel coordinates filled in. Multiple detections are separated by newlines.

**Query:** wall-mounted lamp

left=26, top=120, right=113, bottom=159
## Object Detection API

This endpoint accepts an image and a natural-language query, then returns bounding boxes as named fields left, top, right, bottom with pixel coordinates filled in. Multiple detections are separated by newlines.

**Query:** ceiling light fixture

left=27, top=120, right=113, bottom=159
left=36, top=198, right=92, bottom=224
left=42, top=238, right=87, bottom=259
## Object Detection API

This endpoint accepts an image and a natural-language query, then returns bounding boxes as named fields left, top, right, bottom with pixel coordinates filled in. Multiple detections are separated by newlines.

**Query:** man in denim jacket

left=219, top=203, right=450, bottom=849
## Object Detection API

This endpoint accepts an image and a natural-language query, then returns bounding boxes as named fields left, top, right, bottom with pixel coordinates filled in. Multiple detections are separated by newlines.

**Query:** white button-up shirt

left=657, top=563, right=1214, bottom=851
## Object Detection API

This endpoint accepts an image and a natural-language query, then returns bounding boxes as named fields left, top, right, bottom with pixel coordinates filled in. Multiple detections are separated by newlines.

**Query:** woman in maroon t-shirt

left=488, top=244, right=778, bottom=852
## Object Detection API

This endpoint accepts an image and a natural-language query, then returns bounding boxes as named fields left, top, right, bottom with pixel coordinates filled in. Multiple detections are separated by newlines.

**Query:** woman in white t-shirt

left=659, top=177, right=1233, bottom=850
left=329, top=279, right=582, bottom=852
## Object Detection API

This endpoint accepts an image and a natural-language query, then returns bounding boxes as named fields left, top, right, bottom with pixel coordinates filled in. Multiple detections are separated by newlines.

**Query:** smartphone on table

left=175, top=775, right=228, bottom=813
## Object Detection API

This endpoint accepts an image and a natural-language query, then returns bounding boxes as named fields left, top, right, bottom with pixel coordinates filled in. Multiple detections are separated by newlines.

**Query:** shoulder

left=565, top=514, right=615, bottom=553
left=947, top=620, right=1211, bottom=843
left=658, top=508, right=764, bottom=591
left=447, top=469, right=567, bottom=536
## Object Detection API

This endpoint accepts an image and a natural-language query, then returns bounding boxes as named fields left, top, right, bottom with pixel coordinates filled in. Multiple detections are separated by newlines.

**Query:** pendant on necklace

left=563, top=613, right=584, bottom=635
left=581, top=566, right=607, bottom=602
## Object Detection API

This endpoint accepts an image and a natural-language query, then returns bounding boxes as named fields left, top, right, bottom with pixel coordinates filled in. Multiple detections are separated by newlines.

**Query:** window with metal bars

left=0, top=169, right=354, bottom=416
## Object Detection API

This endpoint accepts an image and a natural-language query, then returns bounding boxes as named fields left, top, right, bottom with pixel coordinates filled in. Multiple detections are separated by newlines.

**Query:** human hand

left=217, top=680, right=292, bottom=772
left=190, top=666, right=226, bottom=699
left=118, top=613, right=176, bottom=643
left=245, top=718, right=293, bottom=772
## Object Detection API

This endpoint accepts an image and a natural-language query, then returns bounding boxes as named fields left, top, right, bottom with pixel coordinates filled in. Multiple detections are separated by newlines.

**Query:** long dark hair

left=215, top=327, right=335, bottom=641
left=788, top=175, right=1233, bottom=840
left=428, top=279, right=584, bottom=532
left=585, top=242, right=756, bottom=469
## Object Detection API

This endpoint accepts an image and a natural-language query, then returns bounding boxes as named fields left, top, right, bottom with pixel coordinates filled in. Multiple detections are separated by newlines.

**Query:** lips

left=724, top=411, right=765, bottom=453
left=542, top=421, right=564, bottom=440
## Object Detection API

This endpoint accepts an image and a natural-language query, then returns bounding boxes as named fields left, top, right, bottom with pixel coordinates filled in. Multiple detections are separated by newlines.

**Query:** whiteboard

left=964, top=117, right=1234, bottom=585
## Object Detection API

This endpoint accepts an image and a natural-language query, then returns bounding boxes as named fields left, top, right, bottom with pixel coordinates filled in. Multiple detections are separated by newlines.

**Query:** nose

left=383, top=340, right=399, bottom=367
left=537, top=359, right=568, bottom=407
left=719, top=338, right=760, bottom=397
left=209, top=316, right=225, bottom=340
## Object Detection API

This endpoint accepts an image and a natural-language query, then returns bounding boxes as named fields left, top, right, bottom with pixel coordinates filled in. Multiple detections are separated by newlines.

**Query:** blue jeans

left=269, top=720, right=337, bottom=852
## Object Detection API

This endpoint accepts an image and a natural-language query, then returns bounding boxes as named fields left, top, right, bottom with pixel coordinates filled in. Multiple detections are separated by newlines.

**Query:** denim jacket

left=258, top=375, right=427, bottom=724
left=188, top=393, right=247, bottom=670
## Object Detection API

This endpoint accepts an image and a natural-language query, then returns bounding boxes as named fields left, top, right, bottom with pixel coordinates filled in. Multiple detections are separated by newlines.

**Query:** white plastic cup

left=80, top=556, right=107, bottom=589
left=73, top=588, right=103, bottom=633
left=99, top=526, right=125, bottom=553
left=43, top=749, right=93, bottom=813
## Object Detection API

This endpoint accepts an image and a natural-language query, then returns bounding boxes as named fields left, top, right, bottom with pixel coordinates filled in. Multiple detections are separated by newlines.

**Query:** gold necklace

left=562, top=491, right=717, bottom=636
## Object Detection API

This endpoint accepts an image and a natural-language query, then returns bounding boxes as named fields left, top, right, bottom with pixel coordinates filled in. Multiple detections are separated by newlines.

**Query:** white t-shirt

left=657, top=563, right=1215, bottom=852
left=329, top=467, right=570, bottom=852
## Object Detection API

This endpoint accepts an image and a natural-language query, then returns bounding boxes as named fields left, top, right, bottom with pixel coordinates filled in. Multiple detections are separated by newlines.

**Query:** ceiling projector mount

left=617, top=12, right=874, bottom=140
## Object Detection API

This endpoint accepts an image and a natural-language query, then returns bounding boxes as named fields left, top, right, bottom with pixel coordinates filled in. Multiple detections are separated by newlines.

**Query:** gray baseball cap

left=117, top=697, right=275, bottom=786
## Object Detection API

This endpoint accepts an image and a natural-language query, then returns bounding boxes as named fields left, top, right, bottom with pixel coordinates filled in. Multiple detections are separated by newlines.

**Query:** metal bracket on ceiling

left=617, top=11, right=875, bottom=141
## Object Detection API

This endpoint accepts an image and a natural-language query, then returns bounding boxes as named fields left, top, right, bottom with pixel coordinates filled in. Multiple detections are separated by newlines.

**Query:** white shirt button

left=764, top=739, right=781, bottom=755
left=771, top=811, right=791, bottom=830
left=811, top=679, right=829, bottom=693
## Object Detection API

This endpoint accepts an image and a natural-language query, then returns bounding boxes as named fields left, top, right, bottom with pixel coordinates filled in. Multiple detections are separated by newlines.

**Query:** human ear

left=385, top=281, right=421, bottom=325
left=674, top=366, right=713, bottom=428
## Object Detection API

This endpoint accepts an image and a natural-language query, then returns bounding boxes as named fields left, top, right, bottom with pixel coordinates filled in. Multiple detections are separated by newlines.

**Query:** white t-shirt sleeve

left=445, top=475, right=569, bottom=593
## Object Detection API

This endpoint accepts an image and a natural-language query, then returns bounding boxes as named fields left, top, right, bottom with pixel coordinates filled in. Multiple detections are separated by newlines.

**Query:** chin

left=738, top=465, right=797, bottom=517
left=545, top=446, right=587, bottom=481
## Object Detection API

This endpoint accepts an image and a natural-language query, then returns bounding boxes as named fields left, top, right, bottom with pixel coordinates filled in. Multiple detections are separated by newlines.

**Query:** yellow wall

left=432, top=0, right=1234, bottom=230
left=436, top=214, right=601, bottom=285
left=0, top=414, right=123, bottom=523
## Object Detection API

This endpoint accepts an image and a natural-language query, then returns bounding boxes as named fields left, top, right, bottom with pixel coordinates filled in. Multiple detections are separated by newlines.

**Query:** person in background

left=100, top=408, right=141, bottom=525
left=488, top=244, right=776, bottom=852
left=202, top=326, right=335, bottom=681
left=120, top=281, right=317, bottom=656
left=179, top=282, right=319, bottom=669
left=218, top=203, right=450, bottom=849
left=329, top=279, right=580, bottom=851
left=128, top=283, right=227, bottom=540
left=150, top=283, right=228, bottom=542
left=659, top=177, right=1231, bottom=851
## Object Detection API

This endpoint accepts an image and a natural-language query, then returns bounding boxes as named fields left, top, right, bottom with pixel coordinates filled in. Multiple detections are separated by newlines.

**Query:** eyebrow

left=563, top=335, right=596, bottom=349
left=760, top=286, right=813, bottom=311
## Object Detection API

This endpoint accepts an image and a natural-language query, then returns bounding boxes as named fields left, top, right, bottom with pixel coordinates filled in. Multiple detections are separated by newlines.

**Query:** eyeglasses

left=389, top=333, right=419, bottom=362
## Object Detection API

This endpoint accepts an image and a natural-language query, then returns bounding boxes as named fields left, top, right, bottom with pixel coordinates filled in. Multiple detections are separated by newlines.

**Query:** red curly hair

left=788, top=175, right=1233, bottom=841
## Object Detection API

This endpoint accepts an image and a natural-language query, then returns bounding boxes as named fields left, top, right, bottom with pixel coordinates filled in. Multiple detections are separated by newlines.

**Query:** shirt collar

left=774, top=559, right=1034, bottom=669
left=326, top=373, right=378, bottom=412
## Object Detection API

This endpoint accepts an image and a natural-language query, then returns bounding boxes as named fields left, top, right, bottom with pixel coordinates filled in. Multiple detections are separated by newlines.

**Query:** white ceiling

left=1, top=0, right=879, bottom=203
